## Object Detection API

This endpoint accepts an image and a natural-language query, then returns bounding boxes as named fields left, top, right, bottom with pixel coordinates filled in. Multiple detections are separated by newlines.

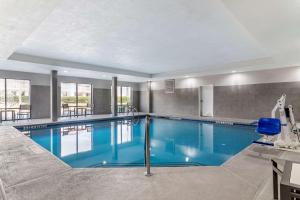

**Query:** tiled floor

left=0, top=113, right=295, bottom=200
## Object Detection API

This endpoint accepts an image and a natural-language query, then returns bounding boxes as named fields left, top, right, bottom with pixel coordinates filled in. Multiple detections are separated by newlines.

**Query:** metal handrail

left=127, top=104, right=138, bottom=117
left=144, top=115, right=152, bottom=176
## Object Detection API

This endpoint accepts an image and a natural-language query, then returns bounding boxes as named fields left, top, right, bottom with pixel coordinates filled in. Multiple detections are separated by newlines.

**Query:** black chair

left=17, top=104, right=31, bottom=120
left=62, top=104, right=75, bottom=117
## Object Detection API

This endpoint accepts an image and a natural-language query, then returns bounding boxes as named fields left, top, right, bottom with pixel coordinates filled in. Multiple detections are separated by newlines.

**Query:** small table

left=0, top=109, right=16, bottom=122
left=76, top=107, right=87, bottom=116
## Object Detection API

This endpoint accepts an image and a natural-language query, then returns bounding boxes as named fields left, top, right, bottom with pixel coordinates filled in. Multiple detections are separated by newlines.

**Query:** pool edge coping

left=0, top=113, right=288, bottom=200
left=12, top=113, right=259, bottom=168
left=12, top=113, right=257, bottom=131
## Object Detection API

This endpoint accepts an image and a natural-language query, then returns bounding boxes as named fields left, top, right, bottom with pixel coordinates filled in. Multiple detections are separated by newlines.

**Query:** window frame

left=0, top=78, right=31, bottom=120
left=117, top=86, right=133, bottom=113
left=60, top=82, right=93, bottom=116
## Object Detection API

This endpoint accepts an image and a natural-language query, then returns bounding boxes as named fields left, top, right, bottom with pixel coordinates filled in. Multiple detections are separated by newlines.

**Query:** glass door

left=77, top=84, right=92, bottom=115
left=61, top=83, right=92, bottom=116
left=1, top=79, right=30, bottom=120
left=0, top=79, right=4, bottom=120
left=6, top=79, right=30, bottom=108
left=61, top=83, right=77, bottom=116
left=117, top=86, right=132, bottom=113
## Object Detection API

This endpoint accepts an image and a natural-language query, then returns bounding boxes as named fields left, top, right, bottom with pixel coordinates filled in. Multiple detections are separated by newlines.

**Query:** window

left=0, top=78, right=30, bottom=120
left=0, top=79, right=4, bottom=112
left=61, top=83, right=77, bottom=108
left=61, top=83, right=92, bottom=116
left=77, top=84, right=92, bottom=107
left=117, top=86, right=132, bottom=113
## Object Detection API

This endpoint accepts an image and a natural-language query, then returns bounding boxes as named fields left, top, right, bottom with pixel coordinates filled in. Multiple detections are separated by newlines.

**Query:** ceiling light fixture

left=231, top=70, right=237, bottom=73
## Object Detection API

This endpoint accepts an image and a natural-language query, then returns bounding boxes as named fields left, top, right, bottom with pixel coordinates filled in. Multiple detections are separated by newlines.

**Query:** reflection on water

left=116, top=121, right=133, bottom=144
left=24, top=118, right=260, bottom=167
left=60, top=125, right=92, bottom=157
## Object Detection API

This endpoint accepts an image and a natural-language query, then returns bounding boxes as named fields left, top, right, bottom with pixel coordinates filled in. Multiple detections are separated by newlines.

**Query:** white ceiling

left=0, top=0, right=60, bottom=58
left=0, top=0, right=300, bottom=81
left=222, top=0, right=300, bottom=66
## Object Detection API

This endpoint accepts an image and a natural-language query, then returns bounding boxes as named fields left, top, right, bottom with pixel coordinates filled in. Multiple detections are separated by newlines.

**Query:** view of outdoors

left=78, top=84, right=92, bottom=106
left=0, top=79, right=30, bottom=120
left=61, top=83, right=92, bottom=115
left=61, top=83, right=77, bottom=107
left=6, top=79, right=30, bottom=108
left=117, top=86, right=132, bottom=113
left=0, top=79, right=4, bottom=110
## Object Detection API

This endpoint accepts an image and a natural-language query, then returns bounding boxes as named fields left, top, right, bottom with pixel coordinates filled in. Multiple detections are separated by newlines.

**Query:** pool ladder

left=125, top=105, right=140, bottom=125
left=126, top=104, right=138, bottom=118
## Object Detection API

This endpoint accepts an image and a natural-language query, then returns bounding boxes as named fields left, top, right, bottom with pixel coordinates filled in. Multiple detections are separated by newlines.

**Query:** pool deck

left=0, top=114, right=298, bottom=200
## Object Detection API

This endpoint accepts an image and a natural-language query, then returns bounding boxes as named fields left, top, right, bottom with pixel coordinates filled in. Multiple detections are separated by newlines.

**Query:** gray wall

left=151, top=88, right=199, bottom=116
left=139, top=81, right=300, bottom=121
left=31, top=85, right=50, bottom=119
left=214, top=82, right=300, bottom=120
left=92, top=89, right=140, bottom=114
left=93, top=88, right=111, bottom=114
left=139, top=91, right=148, bottom=113
left=132, top=91, right=140, bottom=111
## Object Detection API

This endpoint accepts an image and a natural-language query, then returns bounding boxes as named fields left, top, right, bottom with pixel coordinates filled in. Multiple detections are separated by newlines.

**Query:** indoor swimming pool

left=19, top=117, right=261, bottom=168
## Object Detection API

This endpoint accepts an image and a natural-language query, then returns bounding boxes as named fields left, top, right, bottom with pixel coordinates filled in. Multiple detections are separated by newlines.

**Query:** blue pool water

left=20, top=117, right=260, bottom=167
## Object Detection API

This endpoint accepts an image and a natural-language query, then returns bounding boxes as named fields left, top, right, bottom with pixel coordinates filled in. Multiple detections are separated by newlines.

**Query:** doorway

left=199, top=85, right=214, bottom=117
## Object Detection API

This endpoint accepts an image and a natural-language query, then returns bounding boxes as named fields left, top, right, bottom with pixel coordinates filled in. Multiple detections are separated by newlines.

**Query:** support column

left=198, top=87, right=203, bottom=117
left=50, top=70, right=58, bottom=122
left=111, top=77, right=117, bottom=116
left=147, top=81, right=152, bottom=113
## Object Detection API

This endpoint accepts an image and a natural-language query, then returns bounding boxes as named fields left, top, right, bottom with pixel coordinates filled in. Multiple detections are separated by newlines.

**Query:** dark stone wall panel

left=152, top=88, right=199, bottom=116
left=93, top=88, right=111, bottom=114
left=31, top=85, right=50, bottom=119
left=214, top=82, right=300, bottom=120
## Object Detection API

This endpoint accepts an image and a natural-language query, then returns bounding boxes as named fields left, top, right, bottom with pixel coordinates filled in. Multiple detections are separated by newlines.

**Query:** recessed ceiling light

left=231, top=70, right=237, bottom=73
left=63, top=70, right=68, bottom=73
left=184, top=75, right=190, bottom=78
